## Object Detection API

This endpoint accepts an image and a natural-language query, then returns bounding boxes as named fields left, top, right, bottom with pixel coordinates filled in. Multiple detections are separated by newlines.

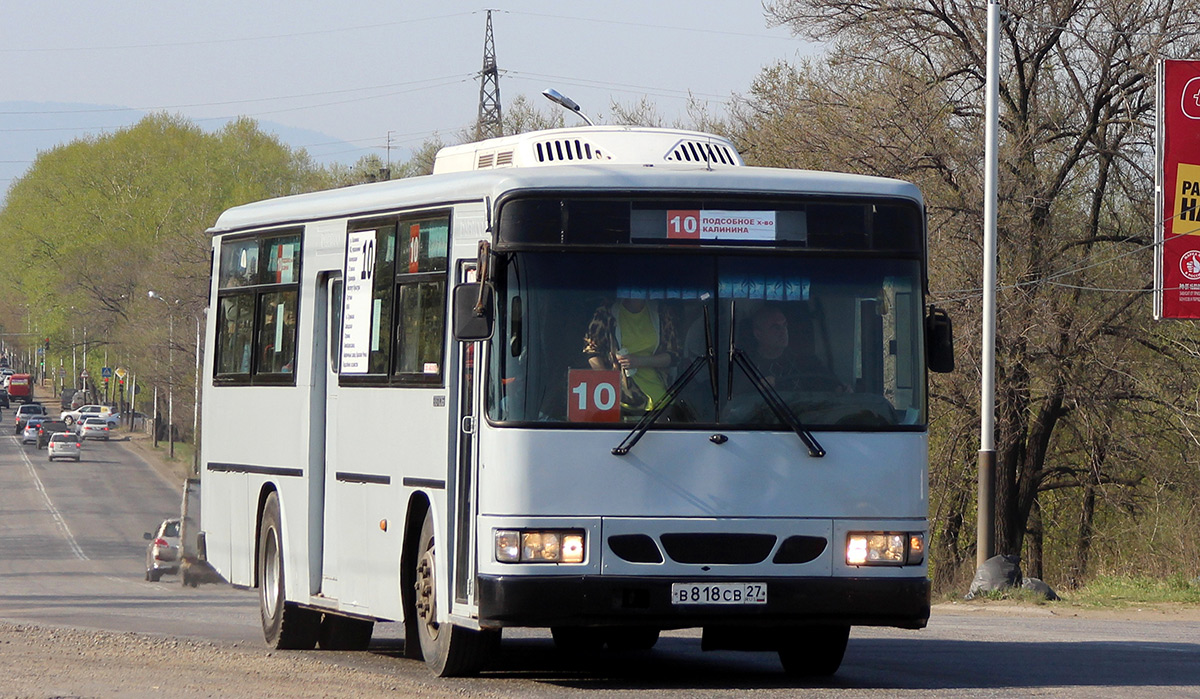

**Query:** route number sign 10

left=567, top=369, right=621, bottom=422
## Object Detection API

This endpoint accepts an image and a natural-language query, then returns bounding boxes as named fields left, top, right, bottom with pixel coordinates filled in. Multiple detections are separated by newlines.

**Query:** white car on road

left=61, top=404, right=115, bottom=426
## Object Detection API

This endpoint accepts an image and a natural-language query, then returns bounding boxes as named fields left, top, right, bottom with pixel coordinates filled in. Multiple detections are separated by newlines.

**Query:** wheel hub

left=415, top=548, right=438, bottom=637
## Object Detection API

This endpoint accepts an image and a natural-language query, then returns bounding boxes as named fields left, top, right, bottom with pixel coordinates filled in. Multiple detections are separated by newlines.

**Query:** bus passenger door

left=316, top=273, right=343, bottom=600
left=452, top=264, right=482, bottom=614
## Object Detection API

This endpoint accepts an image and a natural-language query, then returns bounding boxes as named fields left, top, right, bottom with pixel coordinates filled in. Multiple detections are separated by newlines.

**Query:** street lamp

left=148, top=291, right=176, bottom=459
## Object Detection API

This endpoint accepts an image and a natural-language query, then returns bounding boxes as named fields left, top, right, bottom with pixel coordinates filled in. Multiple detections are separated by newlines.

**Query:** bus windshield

left=487, top=251, right=926, bottom=429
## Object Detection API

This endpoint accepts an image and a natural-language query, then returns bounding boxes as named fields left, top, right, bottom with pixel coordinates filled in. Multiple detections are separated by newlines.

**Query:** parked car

left=144, top=518, right=181, bottom=581
left=47, top=432, right=82, bottom=462
left=36, top=419, right=71, bottom=449
left=14, top=403, right=46, bottom=434
left=21, top=417, right=45, bottom=444
left=78, top=417, right=112, bottom=441
left=61, top=404, right=115, bottom=426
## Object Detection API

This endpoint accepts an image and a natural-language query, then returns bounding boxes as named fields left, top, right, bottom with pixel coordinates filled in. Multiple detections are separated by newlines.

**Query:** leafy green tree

left=0, top=113, right=329, bottom=428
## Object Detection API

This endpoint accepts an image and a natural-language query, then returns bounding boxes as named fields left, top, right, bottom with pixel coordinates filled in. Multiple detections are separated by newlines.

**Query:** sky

left=0, top=2, right=818, bottom=188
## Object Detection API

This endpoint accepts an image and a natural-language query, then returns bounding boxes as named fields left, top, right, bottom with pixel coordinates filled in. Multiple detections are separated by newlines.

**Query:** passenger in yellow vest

left=582, top=298, right=680, bottom=412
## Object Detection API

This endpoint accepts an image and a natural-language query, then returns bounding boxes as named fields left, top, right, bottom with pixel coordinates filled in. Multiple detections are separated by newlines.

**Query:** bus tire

left=413, top=511, right=496, bottom=676
left=777, top=625, right=850, bottom=677
left=318, top=614, right=374, bottom=651
left=259, top=491, right=320, bottom=650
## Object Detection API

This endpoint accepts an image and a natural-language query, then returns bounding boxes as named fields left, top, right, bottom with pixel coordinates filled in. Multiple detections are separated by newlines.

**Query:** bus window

left=395, top=281, right=445, bottom=377
left=257, top=291, right=298, bottom=374
left=393, top=217, right=448, bottom=383
left=219, top=238, right=259, bottom=288
left=213, top=229, right=303, bottom=383
left=264, top=234, right=301, bottom=284
left=216, top=295, right=254, bottom=375
left=329, top=278, right=343, bottom=373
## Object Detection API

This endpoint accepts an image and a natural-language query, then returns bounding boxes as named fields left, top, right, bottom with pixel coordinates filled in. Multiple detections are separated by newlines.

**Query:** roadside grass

left=939, top=574, right=1200, bottom=608
left=1064, top=574, right=1200, bottom=608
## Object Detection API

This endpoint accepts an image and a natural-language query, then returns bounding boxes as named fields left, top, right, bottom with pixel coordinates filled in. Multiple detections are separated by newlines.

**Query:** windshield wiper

left=612, top=300, right=718, bottom=456
left=727, top=302, right=825, bottom=458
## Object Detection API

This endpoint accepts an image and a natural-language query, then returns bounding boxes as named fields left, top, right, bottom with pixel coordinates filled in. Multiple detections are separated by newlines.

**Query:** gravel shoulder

left=0, top=622, right=458, bottom=699
left=4, top=602, right=1199, bottom=698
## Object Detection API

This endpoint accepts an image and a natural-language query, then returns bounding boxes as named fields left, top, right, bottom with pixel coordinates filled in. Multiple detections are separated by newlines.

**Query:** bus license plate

left=671, top=582, right=767, bottom=605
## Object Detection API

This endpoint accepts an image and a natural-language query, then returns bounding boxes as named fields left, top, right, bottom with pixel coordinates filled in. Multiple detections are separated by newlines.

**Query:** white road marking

left=14, top=435, right=89, bottom=561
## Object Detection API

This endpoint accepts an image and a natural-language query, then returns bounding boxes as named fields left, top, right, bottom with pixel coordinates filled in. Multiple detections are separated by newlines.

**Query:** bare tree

left=744, top=0, right=1200, bottom=579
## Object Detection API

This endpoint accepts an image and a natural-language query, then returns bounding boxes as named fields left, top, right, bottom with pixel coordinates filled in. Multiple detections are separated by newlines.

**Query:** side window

left=393, top=217, right=448, bottom=383
left=369, top=224, right=396, bottom=374
left=219, top=239, right=260, bottom=287
left=214, top=229, right=302, bottom=384
left=216, top=295, right=254, bottom=375
left=257, top=291, right=298, bottom=374
left=395, top=281, right=446, bottom=375
left=340, top=212, right=449, bottom=386
left=329, top=278, right=343, bottom=374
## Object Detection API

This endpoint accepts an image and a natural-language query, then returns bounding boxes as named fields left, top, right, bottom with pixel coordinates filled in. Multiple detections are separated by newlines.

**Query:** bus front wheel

left=259, top=491, right=320, bottom=650
left=413, top=511, right=497, bottom=676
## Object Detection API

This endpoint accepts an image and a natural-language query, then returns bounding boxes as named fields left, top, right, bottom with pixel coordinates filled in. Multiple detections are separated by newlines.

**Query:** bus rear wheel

left=777, top=625, right=850, bottom=677
left=259, top=491, right=320, bottom=650
left=413, top=511, right=497, bottom=676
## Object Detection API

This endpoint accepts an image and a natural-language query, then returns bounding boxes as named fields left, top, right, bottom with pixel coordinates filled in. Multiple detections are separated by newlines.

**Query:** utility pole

left=977, top=0, right=1001, bottom=568
left=476, top=9, right=502, bottom=139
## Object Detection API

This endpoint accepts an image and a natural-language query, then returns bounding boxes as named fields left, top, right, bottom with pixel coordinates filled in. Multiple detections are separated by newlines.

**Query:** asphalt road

left=1, top=425, right=1199, bottom=697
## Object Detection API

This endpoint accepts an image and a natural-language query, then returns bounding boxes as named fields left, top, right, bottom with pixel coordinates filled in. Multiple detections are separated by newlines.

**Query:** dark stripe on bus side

left=335, top=472, right=391, bottom=485
left=206, top=462, right=304, bottom=478
left=403, top=477, right=446, bottom=490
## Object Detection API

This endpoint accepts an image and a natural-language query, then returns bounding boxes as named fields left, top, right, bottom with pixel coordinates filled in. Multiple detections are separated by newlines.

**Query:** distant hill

left=0, top=101, right=366, bottom=201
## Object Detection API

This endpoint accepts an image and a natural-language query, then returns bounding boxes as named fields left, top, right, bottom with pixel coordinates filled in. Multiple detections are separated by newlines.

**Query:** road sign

left=80, top=369, right=89, bottom=379
left=101, top=366, right=112, bottom=378
left=115, top=367, right=127, bottom=380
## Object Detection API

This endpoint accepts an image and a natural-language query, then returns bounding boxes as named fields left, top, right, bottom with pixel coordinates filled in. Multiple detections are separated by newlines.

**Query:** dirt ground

left=0, top=622, right=461, bottom=699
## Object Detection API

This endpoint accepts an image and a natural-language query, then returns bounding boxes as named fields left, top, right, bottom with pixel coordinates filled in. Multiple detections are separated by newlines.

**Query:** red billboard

left=1157, top=59, right=1200, bottom=318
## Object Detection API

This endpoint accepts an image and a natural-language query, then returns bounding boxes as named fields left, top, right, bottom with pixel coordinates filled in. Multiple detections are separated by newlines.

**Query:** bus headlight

left=495, top=529, right=585, bottom=564
left=846, top=532, right=924, bottom=566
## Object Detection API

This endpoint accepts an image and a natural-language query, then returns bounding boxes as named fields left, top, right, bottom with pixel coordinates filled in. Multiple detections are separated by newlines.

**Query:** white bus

left=199, top=125, right=954, bottom=677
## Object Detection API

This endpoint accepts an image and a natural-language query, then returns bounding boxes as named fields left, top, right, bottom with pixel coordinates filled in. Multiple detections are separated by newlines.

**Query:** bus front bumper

left=476, top=574, right=929, bottom=630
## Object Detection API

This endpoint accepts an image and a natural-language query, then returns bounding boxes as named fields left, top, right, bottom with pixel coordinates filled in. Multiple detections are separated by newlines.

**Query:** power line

left=504, top=10, right=804, bottom=43
left=505, top=70, right=732, bottom=103
left=0, top=76, right=473, bottom=135
left=0, top=12, right=477, bottom=53
left=0, top=75, right=472, bottom=117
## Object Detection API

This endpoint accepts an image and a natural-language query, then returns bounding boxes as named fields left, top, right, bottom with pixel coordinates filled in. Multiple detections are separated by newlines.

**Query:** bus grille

left=660, top=533, right=777, bottom=564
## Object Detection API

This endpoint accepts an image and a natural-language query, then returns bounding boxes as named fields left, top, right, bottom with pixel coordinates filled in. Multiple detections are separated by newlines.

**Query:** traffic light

left=43, top=338, right=49, bottom=351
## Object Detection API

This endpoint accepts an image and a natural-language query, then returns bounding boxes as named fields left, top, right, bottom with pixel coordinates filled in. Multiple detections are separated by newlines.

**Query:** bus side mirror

left=926, top=306, right=954, bottom=373
left=453, top=282, right=494, bottom=341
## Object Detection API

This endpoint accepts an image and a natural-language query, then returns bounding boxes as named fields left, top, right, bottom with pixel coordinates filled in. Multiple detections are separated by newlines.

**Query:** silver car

left=78, top=416, right=112, bottom=441
left=21, top=417, right=44, bottom=445
left=47, top=432, right=82, bottom=462
left=144, top=518, right=181, bottom=581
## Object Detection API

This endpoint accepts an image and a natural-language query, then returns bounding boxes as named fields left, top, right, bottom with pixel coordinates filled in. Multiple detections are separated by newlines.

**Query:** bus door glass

left=319, top=275, right=343, bottom=598
left=453, top=263, right=480, bottom=608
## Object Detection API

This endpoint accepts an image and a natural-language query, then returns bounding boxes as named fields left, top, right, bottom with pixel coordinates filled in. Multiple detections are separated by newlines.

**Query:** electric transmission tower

left=476, top=9, right=502, bottom=139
